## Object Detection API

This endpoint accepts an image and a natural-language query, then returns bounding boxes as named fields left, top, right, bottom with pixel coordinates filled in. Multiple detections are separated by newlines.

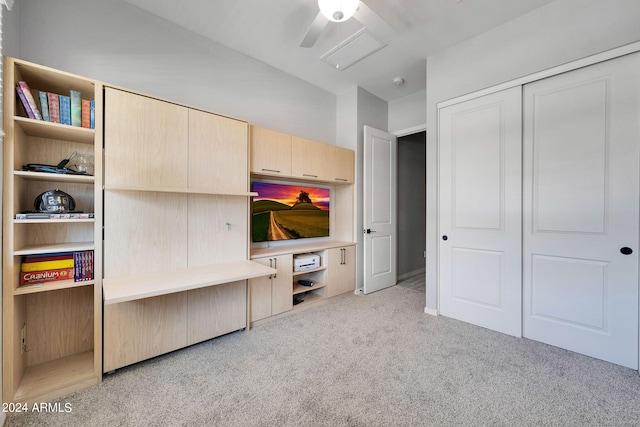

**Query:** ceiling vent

left=320, top=28, right=387, bottom=71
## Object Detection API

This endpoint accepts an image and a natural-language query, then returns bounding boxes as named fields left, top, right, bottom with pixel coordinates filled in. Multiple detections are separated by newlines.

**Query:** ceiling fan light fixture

left=318, top=0, right=359, bottom=23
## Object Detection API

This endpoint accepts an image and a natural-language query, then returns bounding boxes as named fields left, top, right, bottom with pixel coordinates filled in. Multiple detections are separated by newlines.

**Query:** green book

left=70, top=90, right=82, bottom=127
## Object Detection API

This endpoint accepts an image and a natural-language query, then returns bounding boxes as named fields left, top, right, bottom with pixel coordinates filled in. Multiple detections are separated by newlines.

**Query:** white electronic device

left=293, top=253, right=320, bottom=272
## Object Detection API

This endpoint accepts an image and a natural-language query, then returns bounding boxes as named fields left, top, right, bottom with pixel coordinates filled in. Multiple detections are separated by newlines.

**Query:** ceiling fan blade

left=300, top=11, right=329, bottom=48
left=353, top=1, right=394, bottom=40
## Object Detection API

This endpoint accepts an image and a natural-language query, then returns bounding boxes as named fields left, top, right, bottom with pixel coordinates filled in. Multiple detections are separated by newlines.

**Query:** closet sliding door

left=523, top=53, right=640, bottom=369
left=439, top=87, right=522, bottom=337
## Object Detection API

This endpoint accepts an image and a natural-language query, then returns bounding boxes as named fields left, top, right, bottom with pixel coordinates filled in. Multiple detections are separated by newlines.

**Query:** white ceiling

left=120, top=0, right=555, bottom=102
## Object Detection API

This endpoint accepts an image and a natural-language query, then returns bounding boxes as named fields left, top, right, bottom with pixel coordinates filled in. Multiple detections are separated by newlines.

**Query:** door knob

left=365, top=229, right=376, bottom=234
left=442, top=235, right=448, bottom=241
left=620, top=247, right=633, bottom=255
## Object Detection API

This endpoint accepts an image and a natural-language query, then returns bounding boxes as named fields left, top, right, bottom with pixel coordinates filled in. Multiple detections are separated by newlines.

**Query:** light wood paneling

left=187, top=195, right=247, bottom=267
left=250, top=126, right=292, bottom=176
left=189, top=110, right=248, bottom=192
left=291, top=136, right=330, bottom=181
left=187, top=281, right=246, bottom=345
left=103, top=293, right=188, bottom=372
left=25, top=287, right=94, bottom=366
left=104, top=88, right=188, bottom=188
left=103, top=191, right=188, bottom=277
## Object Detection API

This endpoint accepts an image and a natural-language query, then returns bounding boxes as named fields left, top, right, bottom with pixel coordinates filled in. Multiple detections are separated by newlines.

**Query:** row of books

left=19, top=251, right=94, bottom=286
left=16, top=81, right=95, bottom=129
left=16, top=212, right=95, bottom=220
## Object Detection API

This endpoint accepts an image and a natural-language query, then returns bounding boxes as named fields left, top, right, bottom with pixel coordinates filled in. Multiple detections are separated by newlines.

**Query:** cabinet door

left=331, top=146, right=355, bottom=183
left=271, top=254, right=293, bottom=315
left=250, top=126, right=292, bottom=176
left=104, top=88, right=188, bottom=188
left=189, top=110, right=248, bottom=193
left=291, top=136, right=330, bottom=181
left=326, top=246, right=356, bottom=298
left=250, top=257, right=274, bottom=322
left=187, top=280, right=246, bottom=345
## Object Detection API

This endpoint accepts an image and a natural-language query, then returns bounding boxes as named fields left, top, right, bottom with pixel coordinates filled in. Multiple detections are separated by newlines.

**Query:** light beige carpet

left=6, top=285, right=640, bottom=426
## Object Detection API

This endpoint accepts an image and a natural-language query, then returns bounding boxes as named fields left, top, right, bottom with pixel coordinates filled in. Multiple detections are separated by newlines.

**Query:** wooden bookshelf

left=2, top=57, right=103, bottom=406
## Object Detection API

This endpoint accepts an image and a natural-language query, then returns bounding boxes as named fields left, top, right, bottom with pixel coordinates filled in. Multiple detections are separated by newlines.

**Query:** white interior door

left=363, top=126, right=397, bottom=294
left=439, top=87, right=522, bottom=337
left=523, top=53, right=640, bottom=369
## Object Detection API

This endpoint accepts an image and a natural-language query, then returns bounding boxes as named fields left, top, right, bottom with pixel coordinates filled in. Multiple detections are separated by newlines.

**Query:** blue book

left=90, top=99, right=95, bottom=129
left=38, top=91, right=50, bottom=121
left=59, top=95, right=71, bottom=125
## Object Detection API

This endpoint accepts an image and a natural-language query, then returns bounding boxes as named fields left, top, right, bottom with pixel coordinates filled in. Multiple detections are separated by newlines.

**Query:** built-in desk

left=103, top=260, right=275, bottom=372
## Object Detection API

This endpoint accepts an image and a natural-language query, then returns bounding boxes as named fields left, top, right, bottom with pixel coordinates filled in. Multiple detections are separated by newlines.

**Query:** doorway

left=396, top=131, right=426, bottom=292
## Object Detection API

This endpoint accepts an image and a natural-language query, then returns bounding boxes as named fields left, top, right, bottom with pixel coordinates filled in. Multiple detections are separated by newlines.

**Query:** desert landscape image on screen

left=252, top=182, right=330, bottom=242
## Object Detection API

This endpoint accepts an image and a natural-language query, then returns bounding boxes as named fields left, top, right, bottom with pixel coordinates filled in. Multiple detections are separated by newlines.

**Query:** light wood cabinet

left=2, top=57, right=103, bottom=404
left=102, top=88, right=270, bottom=372
left=104, top=88, right=188, bottom=189
left=326, top=246, right=356, bottom=298
left=250, top=242, right=356, bottom=324
left=291, top=136, right=331, bottom=181
left=250, top=126, right=292, bottom=177
left=330, top=146, right=355, bottom=184
left=250, top=254, right=293, bottom=322
left=250, top=126, right=354, bottom=185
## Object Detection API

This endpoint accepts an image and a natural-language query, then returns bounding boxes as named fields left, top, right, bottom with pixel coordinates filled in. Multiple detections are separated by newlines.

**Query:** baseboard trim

left=424, top=307, right=438, bottom=316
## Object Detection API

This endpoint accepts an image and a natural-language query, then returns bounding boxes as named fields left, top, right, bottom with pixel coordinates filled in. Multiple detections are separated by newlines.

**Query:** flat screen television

left=252, top=181, right=330, bottom=242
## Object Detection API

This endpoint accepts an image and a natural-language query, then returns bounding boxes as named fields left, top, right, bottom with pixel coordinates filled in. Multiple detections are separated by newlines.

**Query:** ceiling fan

left=300, top=0, right=392, bottom=48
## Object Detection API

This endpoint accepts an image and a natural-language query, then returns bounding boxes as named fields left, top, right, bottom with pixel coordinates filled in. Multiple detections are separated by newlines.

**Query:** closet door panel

left=523, top=53, right=640, bottom=369
left=439, top=86, right=522, bottom=337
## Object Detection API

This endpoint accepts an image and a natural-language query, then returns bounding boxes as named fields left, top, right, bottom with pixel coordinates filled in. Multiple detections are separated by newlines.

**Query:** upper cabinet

left=105, top=88, right=249, bottom=195
left=250, top=126, right=354, bottom=184
left=104, top=88, right=188, bottom=189
left=291, top=136, right=330, bottom=181
left=250, top=126, right=292, bottom=177
left=330, top=145, right=355, bottom=183
left=188, top=109, right=248, bottom=193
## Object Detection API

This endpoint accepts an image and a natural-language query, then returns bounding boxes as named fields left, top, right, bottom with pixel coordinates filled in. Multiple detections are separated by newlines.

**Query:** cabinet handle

left=334, top=178, right=348, bottom=182
left=341, top=248, right=345, bottom=265
left=262, top=168, right=281, bottom=173
left=303, top=174, right=318, bottom=178
left=273, top=257, right=277, bottom=278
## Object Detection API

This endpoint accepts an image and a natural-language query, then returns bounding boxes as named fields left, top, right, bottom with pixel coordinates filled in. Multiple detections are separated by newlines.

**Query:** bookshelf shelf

left=14, top=170, right=95, bottom=184
left=292, top=266, right=326, bottom=276
left=293, top=281, right=326, bottom=295
left=14, top=351, right=97, bottom=403
left=14, top=218, right=95, bottom=224
left=105, top=184, right=257, bottom=197
left=14, top=279, right=94, bottom=296
left=13, top=241, right=94, bottom=256
left=14, top=116, right=95, bottom=144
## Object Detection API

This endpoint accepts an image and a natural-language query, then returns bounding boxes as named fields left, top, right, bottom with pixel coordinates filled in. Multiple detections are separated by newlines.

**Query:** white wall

left=337, top=86, right=387, bottom=290
left=388, top=89, right=426, bottom=134
left=16, top=0, right=336, bottom=144
left=425, top=0, right=640, bottom=311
